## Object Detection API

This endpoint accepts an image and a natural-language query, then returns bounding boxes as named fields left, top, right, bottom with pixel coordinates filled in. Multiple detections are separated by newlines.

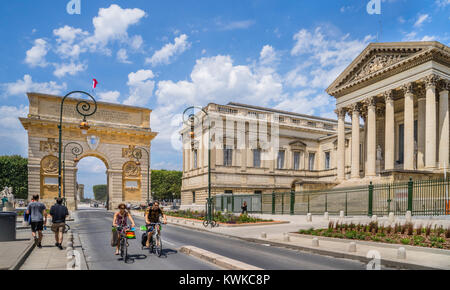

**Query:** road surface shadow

left=118, top=254, right=147, bottom=264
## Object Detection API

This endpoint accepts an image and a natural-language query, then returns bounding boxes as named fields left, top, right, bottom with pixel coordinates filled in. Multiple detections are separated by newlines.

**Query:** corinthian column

left=384, top=90, right=395, bottom=170
left=336, top=108, right=346, bottom=181
left=403, top=83, right=415, bottom=170
left=439, top=80, right=449, bottom=169
left=350, top=103, right=361, bottom=179
left=425, top=74, right=439, bottom=169
left=366, top=97, right=376, bottom=176
left=417, top=93, right=426, bottom=170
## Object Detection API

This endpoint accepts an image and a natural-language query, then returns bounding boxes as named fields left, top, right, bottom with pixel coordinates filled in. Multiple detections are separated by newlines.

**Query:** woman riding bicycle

left=113, top=203, right=136, bottom=255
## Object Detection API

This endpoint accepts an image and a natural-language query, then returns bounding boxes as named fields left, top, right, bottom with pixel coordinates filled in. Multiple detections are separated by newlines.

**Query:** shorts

left=51, top=222, right=65, bottom=233
left=30, top=221, right=44, bottom=232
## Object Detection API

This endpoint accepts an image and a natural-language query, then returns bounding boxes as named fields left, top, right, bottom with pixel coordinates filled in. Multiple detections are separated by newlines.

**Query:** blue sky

left=0, top=0, right=448, bottom=198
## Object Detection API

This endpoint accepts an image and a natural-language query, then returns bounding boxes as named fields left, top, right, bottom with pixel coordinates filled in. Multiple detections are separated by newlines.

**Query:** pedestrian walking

left=49, top=197, right=69, bottom=250
left=26, top=195, right=47, bottom=248
left=241, top=201, right=248, bottom=215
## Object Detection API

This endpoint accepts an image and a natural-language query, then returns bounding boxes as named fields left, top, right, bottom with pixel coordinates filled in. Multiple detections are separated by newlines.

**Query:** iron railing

left=212, top=177, right=450, bottom=216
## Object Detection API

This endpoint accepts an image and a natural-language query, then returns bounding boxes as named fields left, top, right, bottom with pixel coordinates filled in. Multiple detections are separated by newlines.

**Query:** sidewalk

left=0, top=230, right=34, bottom=270
left=163, top=213, right=450, bottom=270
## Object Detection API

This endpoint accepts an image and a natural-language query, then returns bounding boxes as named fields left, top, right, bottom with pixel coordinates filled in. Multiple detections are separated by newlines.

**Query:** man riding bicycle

left=145, top=201, right=167, bottom=248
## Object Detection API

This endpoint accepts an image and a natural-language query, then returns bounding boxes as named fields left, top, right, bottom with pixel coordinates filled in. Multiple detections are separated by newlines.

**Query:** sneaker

left=58, top=244, right=63, bottom=250
left=37, top=243, right=42, bottom=248
left=55, top=243, right=60, bottom=247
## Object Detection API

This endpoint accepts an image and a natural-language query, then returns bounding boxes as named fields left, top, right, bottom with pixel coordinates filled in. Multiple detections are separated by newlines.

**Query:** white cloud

left=25, top=39, right=49, bottom=67
left=98, top=91, right=120, bottom=103
left=53, top=25, right=89, bottom=59
left=130, top=35, right=143, bottom=50
left=275, top=92, right=330, bottom=115
left=218, top=20, right=255, bottom=30
left=435, top=0, right=450, bottom=7
left=53, top=62, right=87, bottom=78
left=117, top=49, right=132, bottom=64
left=83, top=4, right=146, bottom=50
left=0, top=105, right=29, bottom=156
left=145, top=34, right=191, bottom=66
left=77, top=157, right=106, bottom=174
left=259, top=45, right=279, bottom=66
left=414, top=14, right=430, bottom=28
left=2, top=75, right=67, bottom=97
left=123, top=69, right=155, bottom=106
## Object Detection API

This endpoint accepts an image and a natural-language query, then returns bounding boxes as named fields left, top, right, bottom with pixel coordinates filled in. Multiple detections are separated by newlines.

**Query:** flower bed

left=166, top=210, right=273, bottom=224
left=298, top=221, right=450, bottom=250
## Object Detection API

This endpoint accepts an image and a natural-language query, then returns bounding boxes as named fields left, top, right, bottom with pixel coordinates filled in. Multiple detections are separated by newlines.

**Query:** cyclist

left=113, top=203, right=136, bottom=255
left=145, top=201, right=167, bottom=248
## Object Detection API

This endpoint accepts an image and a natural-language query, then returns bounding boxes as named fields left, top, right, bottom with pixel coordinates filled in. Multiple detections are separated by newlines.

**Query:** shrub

left=425, top=224, right=432, bottom=237
left=445, top=226, right=450, bottom=239
left=372, top=236, right=381, bottom=242
left=328, top=221, right=334, bottom=231
left=386, top=225, right=392, bottom=234
left=400, top=238, right=410, bottom=245
left=415, top=224, right=423, bottom=235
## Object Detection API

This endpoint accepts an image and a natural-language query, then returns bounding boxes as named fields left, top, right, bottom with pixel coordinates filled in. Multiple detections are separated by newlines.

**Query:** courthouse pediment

left=326, top=41, right=450, bottom=98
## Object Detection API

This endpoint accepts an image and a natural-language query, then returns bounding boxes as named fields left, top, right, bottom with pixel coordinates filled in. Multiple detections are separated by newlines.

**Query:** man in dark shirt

left=49, top=198, right=69, bottom=250
left=145, top=201, right=167, bottom=248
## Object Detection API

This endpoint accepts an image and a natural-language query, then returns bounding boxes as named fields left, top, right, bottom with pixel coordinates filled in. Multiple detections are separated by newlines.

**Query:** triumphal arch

left=19, top=92, right=158, bottom=210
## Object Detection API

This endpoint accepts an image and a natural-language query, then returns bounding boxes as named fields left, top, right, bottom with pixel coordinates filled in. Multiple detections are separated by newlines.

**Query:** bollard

left=306, top=213, right=312, bottom=222
left=312, top=238, right=319, bottom=247
left=260, top=232, right=267, bottom=239
left=339, top=211, right=344, bottom=219
left=347, top=242, right=356, bottom=253
left=388, top=212, right=395, bottom=223
left=405, top=211, right=412, bottom=223
left=397, top=247, right=406, bottom=259
left=324, top=212, right=329, bottom=220
left=371, top=215, right=378, bottom=222
left=283, top=233, right=290, bottom=242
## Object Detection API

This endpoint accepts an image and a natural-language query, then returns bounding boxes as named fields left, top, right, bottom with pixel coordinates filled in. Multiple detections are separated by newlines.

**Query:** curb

left=9, top=239, right=35, bottom=270
left=179, top=245, right=263, bottom=270
left=167, top=220, right=443, bottom=270
left=167, top=216, right=289, bottom=227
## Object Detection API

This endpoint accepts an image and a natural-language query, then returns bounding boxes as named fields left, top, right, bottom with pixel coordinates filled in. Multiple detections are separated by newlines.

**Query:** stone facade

left=20, top=92, right=158, bottom=210
left=181, top=41, right=450, bottom=206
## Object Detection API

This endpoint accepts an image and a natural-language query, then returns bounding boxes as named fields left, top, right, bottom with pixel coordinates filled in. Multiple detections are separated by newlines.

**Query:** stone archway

left=20, top=92, right=158, bottom=210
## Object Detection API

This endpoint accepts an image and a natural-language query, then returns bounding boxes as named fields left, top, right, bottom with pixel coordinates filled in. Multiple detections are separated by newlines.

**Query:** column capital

left=334, top=108, right=347, bottom=119
left=438, top=79, right=450, bottom=92
left=348, top=102, right=361, bottom=115
left=423, top=74, right=440, bottom=90
left=383, top=90, right=394, bottom=103
left=401, top=82, right=414, bottom=95
left=364, top=96, right=376, bottom=108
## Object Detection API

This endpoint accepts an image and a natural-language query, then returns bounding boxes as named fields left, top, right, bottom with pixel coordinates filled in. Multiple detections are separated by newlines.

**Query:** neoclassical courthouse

left=181, top=41, right=450, bottom=206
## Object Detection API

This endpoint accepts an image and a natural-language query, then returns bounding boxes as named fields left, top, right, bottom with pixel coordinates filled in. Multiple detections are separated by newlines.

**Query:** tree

left=0, top=155, right=28, bottom=199
left=93, top=184, right=107, bottom=201
left=151, top=170, right=182, bottom=201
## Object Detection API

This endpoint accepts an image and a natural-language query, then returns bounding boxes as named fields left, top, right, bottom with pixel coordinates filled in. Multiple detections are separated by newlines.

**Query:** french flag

left=92, top=78, right=98, bottom=89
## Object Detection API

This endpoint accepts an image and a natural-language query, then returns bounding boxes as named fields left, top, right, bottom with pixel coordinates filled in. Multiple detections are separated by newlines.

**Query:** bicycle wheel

left=203, top=220, right=209, bottom=227
left=149, top=236, right=154, bottom=254
left=124, top=239, right=128, bottom=263
left=120, top=238, right=124, bottom=257
left=155, top=235, right=162, bottom=257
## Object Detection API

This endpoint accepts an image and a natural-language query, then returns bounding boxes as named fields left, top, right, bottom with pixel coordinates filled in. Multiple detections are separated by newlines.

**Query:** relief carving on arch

left=123, top=161, right=141, bottom=177
left=40, top=138, right=59, bottom=154
left=41, top=155, right=58, bottom=174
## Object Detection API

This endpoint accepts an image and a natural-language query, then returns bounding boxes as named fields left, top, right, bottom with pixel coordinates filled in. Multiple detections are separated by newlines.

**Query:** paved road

left=73, top=209, right=219, bottom=270
left=73, top=209, right=378, bottom=270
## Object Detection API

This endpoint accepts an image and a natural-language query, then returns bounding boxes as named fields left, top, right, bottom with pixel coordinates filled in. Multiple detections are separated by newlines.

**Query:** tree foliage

left=151, top=170, right=182, bottom=201
left=93, top=184, right=107, bottom=201
left=0, top=155, right=28, bottom=199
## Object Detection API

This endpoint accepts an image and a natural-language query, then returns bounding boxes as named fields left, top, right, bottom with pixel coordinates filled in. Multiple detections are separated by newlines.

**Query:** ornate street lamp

left=63, top=142, right=83, bottom=202
left=182, top=106, right=215, bottom=227
left=58, top=91, right=97, bottom=201
left=131, top=146, right=151, bottom=205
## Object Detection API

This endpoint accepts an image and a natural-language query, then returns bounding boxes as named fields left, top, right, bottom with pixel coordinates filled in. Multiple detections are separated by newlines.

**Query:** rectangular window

left=277, top=150, right=285, bottom=169
left=253, top=149, right=261, bottom=168
left=398, top=124, right=404, bottom=164
left=192, top=191, right=195, bottom=203
left=193, top=149, right=198, bottom=169
left=324, top=151, right=330, bottom=169
left=223, top=147, right=233, bottom=166
left=254, top=190, right=262, bottom=194
left=225, top=190, right=233, bottom=194
left=309, top=153, right=315, bottom=171
left=293, top=152, right=300, bottom=170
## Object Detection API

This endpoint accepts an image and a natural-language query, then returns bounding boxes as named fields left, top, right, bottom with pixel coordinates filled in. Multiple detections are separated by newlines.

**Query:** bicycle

left=143, top=223, right=163, bottom=257
left=203, top=219, right=218, bottom=228
left=114, top=226, right=134, bottom=263
left=63, top=223, right=70, bottom=233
